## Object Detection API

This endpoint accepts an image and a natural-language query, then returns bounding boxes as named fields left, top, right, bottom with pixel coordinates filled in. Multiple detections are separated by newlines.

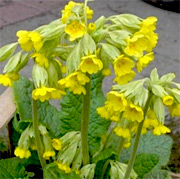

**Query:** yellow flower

left=58, top=71, right=90, bottom=95
left=97, top=106, right=111, bottom=120
left=124, top=103, right=144, bottom=122
left=43, top=151, right=55, bottom=160
left=106, top=91, right=127, bottom=112
left=123, top=141, right=131, bottom=148
left=14, top=147, right=31, bottom=159
left=88, top=23, right=96, bottom=31
left=153, top=125, right=171, bottom=135
left=32, top=86, right=65, bottom=102
left=31, top=53, right=49, bottom=69
left=141, top=16, right=158, bottom=33
left=86, top=6, right=94, bottom=19
left=137, top=52, right=154, bottom=72
left=52, top=139, right=62, bottom=151
left=57, top=162, right=71, bottom=174
left=102, top=68, right=111, bottom=76
left=0, top=73, right=19, bottom=87
left=16, top=30, right=43, bottom=51
left=114, top=71, right=136, bottom=85
left=163, top=95, right=174, bottom=106
left=169, top=103, right=180, bottom=117
left=114, top=127, right=131, bottom=139
left=79, top=55, right=103, bottom=74
left=114, top=55, right=135, bottom=76
left=110, top=115, right=120, bottom=122
left=65, top=21, right=86, bottom=41
left=124, top=34, right=148, bottom=57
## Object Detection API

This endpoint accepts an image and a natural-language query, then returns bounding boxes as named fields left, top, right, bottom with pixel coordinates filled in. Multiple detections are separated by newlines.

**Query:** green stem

left=84, top=0, right=88, bottom=26
left=81, top=74, right=91, bottom=165
left=123, top=92, right=152, bottom=179
left=32, top=98, right=46, bottom=169
left=117, top=137, right=125, bottom=159
left=101, top=159, right=111, bottom=179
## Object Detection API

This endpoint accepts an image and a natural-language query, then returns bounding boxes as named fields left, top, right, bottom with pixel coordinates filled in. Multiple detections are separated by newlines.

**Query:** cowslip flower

left=114, top=55, right=135, bottom=76
left=14, top=147, right=31, bottom=159
left=43, top=151, right=55, bottom=160
left=114, top=127, right=131, bottom=139
left=52, top=139, right=62, bottom=151
left=16, top=30, right=43, bottom=52
left=123, top=103, right=144, bottom=122
left=137, top=52, right=154, bottom=72
left=0, top=73, right=19, bottom=87
left=31, top=53, right=49, bottom=69
left=153, top=124, right=171, bottom=135
left=169, top=103, right=180, bottom=117
left=102, top=68, right=111, bottom=76
left=58, top=71, right=90, bottom=95
left=162, top=95, right=174, bottom=106
left=57, top=162, right=71, bottom=174
left=79, top=55, right=103, bottom=74
left=124, top=34, right=148, bottom=57
left=114, top=71, right=136, bottom=85
left=88, top=22, right=96, bottom=31
left=106, top=91, right=127, bottom=112
left=32, top=86, right=65, bottom=102
left=65, top=21, right=86, bottom=41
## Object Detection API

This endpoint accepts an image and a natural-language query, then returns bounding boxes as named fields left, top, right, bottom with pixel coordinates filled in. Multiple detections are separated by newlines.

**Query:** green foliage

left=43, top=163, right=80, bottom=179
left=143, top=169, right=172, bottom=179
left=120, top=132, right=173, bottom=168
left=133, top=153, right=159, bottom=178
left=0, top=157, right=34, bottom=178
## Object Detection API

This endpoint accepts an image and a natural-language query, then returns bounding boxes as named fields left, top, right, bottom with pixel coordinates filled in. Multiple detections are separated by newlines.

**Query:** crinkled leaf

left=44, top=162, right=80, bottom=179
left=143, top=169, right=172, bottom=179
left=0, top=157, right=34, bottom=178
left=120, top=132, right=173, bottom=168
left=134, top=153, right=159, bottom=178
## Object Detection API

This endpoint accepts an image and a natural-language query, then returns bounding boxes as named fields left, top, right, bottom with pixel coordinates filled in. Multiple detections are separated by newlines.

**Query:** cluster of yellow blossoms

left=62, top=1, right=93, bottom=41
left=0, top=72, right=19, bottom=87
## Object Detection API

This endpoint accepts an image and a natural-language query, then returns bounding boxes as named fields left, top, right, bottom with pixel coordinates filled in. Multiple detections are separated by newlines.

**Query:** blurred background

left=0, top=0, right=180, bottom=175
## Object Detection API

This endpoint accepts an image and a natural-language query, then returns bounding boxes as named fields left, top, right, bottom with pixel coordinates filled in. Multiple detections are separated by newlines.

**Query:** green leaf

left=43, top=162, right=80, bottom=179
left=143, top=169, right=172, bottom=179
left=0, top=157, right=33, bottom=178
left=153, top=98, right=165, bottom=123
left=120, top=132, right=173, bottom=168
left=0, top=42, right=18, bottom=62
left=133, top=153, right=159, bottom=179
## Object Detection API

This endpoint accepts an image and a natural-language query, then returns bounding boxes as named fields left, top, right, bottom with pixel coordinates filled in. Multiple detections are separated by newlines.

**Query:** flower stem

left=84, top=0, right=88, bottom=26
left=123, top=92, right=152, bottom=179
left=32, top=98, right=46, bottom=169
left=101, top=159, right=111, bottom=179
left=81, top=74, right=91, bottom=165
left=117, top=137, right=125, bottom=159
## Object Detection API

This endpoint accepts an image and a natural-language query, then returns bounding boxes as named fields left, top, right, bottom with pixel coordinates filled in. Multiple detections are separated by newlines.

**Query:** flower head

left=114, top=55, right=135, bottom=76
left=52, top=139, right=62, bottom=151
left=114, top=71, right=136, bottom=85
left=88, top=23, right=96, bottom=31
left=14, top=147, right=31, bottom=159
left=153, top=125, right=171, bottom=135
left=65, top=21, right=86, bottom=41
left=58, top=71, right=90, bottom=95
left=79, top=55, right=103, bottom=74
left=137, top=52, right=154, bottom=72
left=31, top=53, right=49, bottom=69
left=16, top=30, right=43, bottom=51
left=124, top=103, right=144, bottom=122
left=163, top=95, right=174, bottom=106
left=0, top=73, right=19, bottom=87
left=114, top=127, right=131, bottom=139
left=141, top=16, right=158, bottom=33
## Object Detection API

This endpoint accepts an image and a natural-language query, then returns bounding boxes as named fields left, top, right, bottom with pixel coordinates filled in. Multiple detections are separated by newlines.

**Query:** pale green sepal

left=159, top=73, right=176, bottom=84
left=32, top=64, right=48, bottom=88
left=108, top=30, right=130, bottom=47
left=150, top=68, right=159, bottom=83
left=100, top=43, right=120, bottom=67
left=39, top=124, right=48, bottom=135
left=169, top=88, right=180, bottom=103
left=3, top=51, right=22, bottom=73
left=66, top=41, right=81, bottom=74
left=134, top=88, right=148, bottom=108
left=154, top=98, right=165, bottom=123
left=80, top=163, right=96, bottom=179
left=152, top=85, right=167, bottom=98
left=110, top=161, right=137, bottom=179
left=0, top=42, right=18, bottom=62
left=94, top=16, right=107, bottom=30
left=14, top=53, right=29, bottom=72
left=81, top=33, right=96, bottom=55
left=171, top=82, right=180, bottom=89
left=47, top=60, right=59, bottom=87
